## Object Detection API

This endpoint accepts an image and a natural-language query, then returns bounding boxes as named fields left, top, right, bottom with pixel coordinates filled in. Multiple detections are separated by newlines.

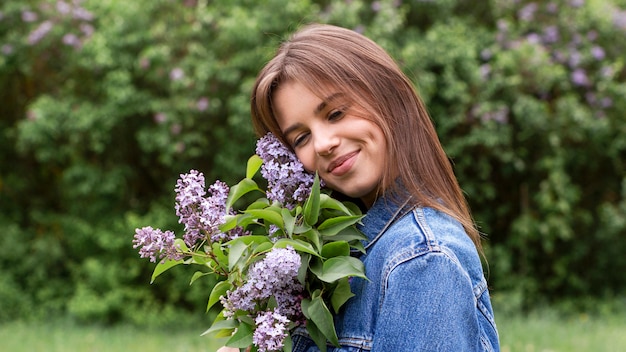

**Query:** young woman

left=222, top=23, right=500, bottom=351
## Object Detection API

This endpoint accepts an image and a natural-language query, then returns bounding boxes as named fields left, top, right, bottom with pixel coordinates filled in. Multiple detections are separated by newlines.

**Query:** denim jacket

left=292, top=196, right=500, bottom=352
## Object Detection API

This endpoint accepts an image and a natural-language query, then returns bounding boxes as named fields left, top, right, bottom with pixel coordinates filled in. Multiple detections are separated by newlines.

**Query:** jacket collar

left=358, top=193, right=414, bottom=251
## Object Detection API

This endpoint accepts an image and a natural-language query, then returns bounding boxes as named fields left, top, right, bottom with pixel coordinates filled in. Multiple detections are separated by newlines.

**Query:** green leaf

left=190, top=270, right=211, bottom=285
left=319, top=194, right=353, bottom=214
left=244, top=208, right=284, bottom=227
left=226, top=178, right=262, bottom=209
left=298, top=229, right=322, bottom=253
left=207, top=280, right=230, bottom=312
left=325, top=226, right=368, bottom=243
left=150, top=258, right=183, bottom=284
left=330, top=277, right=355, bottom=313
left=282, top=207, right=296, bottom=236
left=312, top=256, right=367, bottom=283
left=226, top=321, right=254, bottom=348
left=247, top=154, right=263, bottom=179
left=226, top=235, right=272, bottom=247
left=252, top=241, right=274, bottom=255
left=282, top=334, right=293, bottom=352
left=246, top=198, right=270, bottom=210
left=297, top=253, right=311, bottom=285
left=273, top=238, right=321, bottom=257
left=200, top=318, right=237, bottom=336
left=228, top=240, right=248, bottom=271
left=212, top=243, right=228, bottom=271
left=306, top=295, right=339, bottom=347
left=318, top=215, right=363, bottom=237
left=321, top=241, right=350, bottom=258
left=303, top=174, right=321, bottom=225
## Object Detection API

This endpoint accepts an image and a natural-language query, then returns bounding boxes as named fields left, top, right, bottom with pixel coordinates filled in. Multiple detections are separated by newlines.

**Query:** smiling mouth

left=327, top=151, right=359, bottom=175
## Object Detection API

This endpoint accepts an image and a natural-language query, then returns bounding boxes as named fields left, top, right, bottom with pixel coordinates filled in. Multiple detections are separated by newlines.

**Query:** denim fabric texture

left=291, top=195, right=500, bottom=352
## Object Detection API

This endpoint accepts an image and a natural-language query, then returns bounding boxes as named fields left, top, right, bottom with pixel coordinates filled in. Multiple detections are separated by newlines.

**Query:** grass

left=1, top=309, right=625, bottom=351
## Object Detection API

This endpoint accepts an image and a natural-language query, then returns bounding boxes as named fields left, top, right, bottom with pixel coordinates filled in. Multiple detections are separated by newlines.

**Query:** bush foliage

left=1, top=0, right=625, bottom=323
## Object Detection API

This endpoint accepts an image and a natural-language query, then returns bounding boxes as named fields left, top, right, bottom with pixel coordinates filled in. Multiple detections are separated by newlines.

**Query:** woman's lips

left=327, top=151, right=359, bottom=176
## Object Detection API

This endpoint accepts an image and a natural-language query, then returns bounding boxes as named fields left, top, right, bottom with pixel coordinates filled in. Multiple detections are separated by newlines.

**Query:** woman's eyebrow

left=283, top=93, right=345, bottom=137
left=314, top=92, right=344, bottom=115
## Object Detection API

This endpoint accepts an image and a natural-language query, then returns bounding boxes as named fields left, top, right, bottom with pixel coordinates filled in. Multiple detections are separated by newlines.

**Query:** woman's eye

left=293, top=133, right=309, bottom=147
left=328, top=110, right=344, bottom=121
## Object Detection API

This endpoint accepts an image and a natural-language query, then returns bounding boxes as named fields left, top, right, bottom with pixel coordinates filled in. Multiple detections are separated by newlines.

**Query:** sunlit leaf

left=226, top=178, right=262, bottom=209
left=150, top=258, right=183, bottom=284
left=303, top=174, right=321, bottom=225
left=226, top=321, right=254, bottom=348
left=207, top=280, right=230, bottom=312
left=246, top=154, right=263, bottom=179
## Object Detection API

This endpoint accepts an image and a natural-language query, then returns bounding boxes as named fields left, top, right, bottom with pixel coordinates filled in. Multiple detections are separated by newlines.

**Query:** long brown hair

left=251, top=24, right=481, bottom=250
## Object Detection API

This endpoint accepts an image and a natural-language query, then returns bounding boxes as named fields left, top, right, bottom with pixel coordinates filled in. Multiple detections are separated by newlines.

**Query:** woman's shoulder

left=373, top=206, right=483, bottom=275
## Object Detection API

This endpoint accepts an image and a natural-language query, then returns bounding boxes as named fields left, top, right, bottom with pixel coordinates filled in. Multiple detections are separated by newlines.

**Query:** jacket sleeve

left=371, top=251, right=484, bottom=352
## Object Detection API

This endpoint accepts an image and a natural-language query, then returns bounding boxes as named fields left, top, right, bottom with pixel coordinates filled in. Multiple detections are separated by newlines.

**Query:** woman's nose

left=313, top=129, right=339, bottom=156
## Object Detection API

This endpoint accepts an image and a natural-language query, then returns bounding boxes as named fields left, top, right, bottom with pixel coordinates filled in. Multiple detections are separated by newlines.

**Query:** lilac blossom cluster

left=132, top=226, right=182, bottom=263
left=256, top=133, right=319, bottom=209
left=221, top=246, right=304, bottom=350
left=175, top=170, right=243, bottom=246
left=253, top=309, right=290, bottom=352
left=481, top=0, right=619, bottom=120
left=12, top=0, right=95, bottom=50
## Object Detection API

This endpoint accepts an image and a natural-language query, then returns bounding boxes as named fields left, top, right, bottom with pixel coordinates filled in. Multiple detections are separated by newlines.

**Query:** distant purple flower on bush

left=256, top=133, right=319, bottom=209
left=542, top=26, right=559, bottom=43
left=571, top=68, right=590, bottom=86
left=196, top=97, right=209, bottom=111
left=62, top=33, right=80, bottom=47
left=253, top=309, right=290, bottom=352
left=170, top=67, right=184, bottom=81
left=526, top=33, right=541, bottom=44
left=56, top=1, right=71, bottom=15
left=72, top=7, right=94, bottom=21
left=28, top=20, right=54, bottom=45
left=22, top=11, right=38, bottom=22
left=1, top=44, right=13, bottom=55
left=518, top=2, right=538, bottom=21
left=569, top=0, right=584, bottom=8
left=614, top=10, right=626, bottom=29
left=591, top=46, right=605, bottom=60
left=133, top=226, right=182, bottom=263
left=80, top=23, right=94, bottom=37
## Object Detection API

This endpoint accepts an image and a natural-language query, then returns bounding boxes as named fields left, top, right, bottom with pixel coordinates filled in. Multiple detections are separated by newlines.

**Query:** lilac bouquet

left=133, top=133, right=367, bottom=352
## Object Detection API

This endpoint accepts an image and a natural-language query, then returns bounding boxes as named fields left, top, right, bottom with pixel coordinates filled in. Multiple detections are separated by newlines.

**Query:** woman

left=223, top=23, right=499, bottom=351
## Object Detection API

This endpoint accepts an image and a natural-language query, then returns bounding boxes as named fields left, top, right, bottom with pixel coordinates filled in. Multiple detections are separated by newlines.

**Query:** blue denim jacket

left=292, top=196, right=500, bottom=351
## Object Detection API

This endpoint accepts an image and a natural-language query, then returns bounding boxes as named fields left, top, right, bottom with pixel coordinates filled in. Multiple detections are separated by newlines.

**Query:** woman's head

left=251, top=24, right=481, bottom=248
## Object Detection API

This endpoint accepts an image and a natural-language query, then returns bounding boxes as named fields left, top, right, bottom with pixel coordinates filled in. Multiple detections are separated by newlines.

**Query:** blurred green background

left=1, top=0, right=625, bottom=339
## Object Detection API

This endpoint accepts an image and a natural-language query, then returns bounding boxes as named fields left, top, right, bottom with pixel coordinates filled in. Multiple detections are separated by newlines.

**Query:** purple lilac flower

left=56, top=1, right=71, bottom=14
left=253, top=309, right=290, bottom=352
left=569, top=0, right=584, bottom=8
left=518, top=2, right=538, bottom=22
left=614, top=10, right=626, bottom=30
left=256, top=133, right=319, bottom=209
left=169, top=67, right=184, bottom=81
left=72, top=7, right=94, bottom=21
left=175, top=171, right=235, bottom=246
left=198, top=180, right=233, bottom=243
left=80, top=23, right=94, bottom=37
left=28, top=20, right=54, bottom=45
left=1, top=44, right=13, bottom=55
left=571, top=68, right=590, bottom=86
left=221, top=246, right=304, bottom=320
left=133, top=226, right=182, bottom=263
left=62, top=33, right=80, bottom=47
left=196, top=97, right=209, bottom=111
left=542, top=26, right=559, bottom=43
left=591, top=46, right=605, bottom=60
left=22, top=11, right=38, bottom=22
left=526, top=33, right=541, bottom=44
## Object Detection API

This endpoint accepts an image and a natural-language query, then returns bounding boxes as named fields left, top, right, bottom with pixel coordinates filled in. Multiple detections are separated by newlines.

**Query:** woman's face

left=273, top=80, right=387, bottom=207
